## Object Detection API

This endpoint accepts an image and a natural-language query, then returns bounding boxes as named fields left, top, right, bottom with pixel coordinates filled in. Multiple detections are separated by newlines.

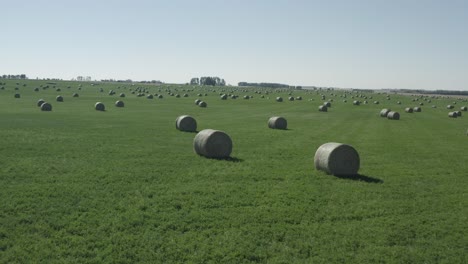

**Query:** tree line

left=190, top=77, right=226, bottom=86
left=238, top=82, right=291, bottom=89
left=1, top=74, right=27, bottom=79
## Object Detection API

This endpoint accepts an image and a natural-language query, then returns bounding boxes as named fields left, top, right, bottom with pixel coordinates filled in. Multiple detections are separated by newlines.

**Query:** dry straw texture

left=387, top=111, right=400, bottom=120
left=314, top=142, right=360, bottom=176
left=380, top=109, right=391, bottom=117
left=193, top=129, right=232, bottom=158
left=268, top=116, right=287, bottom=129
left=176, top=115, right=197, bottom=132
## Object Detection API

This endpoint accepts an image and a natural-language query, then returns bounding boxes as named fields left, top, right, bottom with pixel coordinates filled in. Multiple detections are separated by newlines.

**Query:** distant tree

left=190, top=77, right=199, bottom=85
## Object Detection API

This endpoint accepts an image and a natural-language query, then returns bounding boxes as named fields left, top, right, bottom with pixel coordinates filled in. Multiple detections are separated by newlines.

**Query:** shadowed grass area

left=0, top=80, right=467, bottom=263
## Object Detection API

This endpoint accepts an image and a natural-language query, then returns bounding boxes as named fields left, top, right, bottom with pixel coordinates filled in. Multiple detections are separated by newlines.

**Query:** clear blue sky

left=2, top=0, right=468, bottom=90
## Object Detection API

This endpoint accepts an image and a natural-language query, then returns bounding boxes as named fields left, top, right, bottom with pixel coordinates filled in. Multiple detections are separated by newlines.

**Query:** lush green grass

left=0, top=80, right=467, bottom=263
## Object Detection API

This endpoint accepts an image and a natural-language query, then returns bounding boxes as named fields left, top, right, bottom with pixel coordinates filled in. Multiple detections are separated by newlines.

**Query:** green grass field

left=0, top=80, right=467, bottom=263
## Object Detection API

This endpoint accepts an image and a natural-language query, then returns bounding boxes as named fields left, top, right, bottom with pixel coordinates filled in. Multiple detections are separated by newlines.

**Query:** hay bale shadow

left=334, top=174, right=383, bottom=183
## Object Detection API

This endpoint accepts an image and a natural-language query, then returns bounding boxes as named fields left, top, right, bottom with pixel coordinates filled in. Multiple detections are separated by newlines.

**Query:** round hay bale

left=158, top=94, right=163, bottom=99
left=115, top=100, right=124, bottom=107
left=195, top=99, right=201, bottom=105
left=296, top=96, right=302, bottom=100
left=405, top=107, right=414, bottom=113
left=56, top=95, right=63, bottom=102
left=72, top=93, right=79, bottom=97
left=40, top=102, right=52, bottom=111
left=447, top=105, right=454, bottom=109
left=319, top=105, right=328, bottom=112
left=220, top=94, right=227, bottom=100
left=193, top=129, right=232, bottom=158
left=374, top=101, right=380, bottom=104
left=37, top=99, right=45, bottom=107
left=175, top=115, right=197, bottom=132
left=276, top=97, right=283, bottom=102
left=455, top=111, right=462, bottom=117
left=387, top=111, right=400, bottom=120
left=243, top=95, right=250, bottom=99
left=14, top=93, right=20, bottom=98
left=199, top=101, right=207, bottom=108
left=448, top=112, right=458, bottom=118
left=288, top=96, right=295, bottom=101
left=147, top=94, right=153, bottom=99
left=461, top=106, right=467, bottom=111
left=268, top=116, right=287, bottom=129
left=380, top=109, right=391, bottom=117
left=397, top=101, right=401, bottom=104
left=413, top=107, right=422, bottom=112
left=324, top=102, right=331, bottom=107
left=95, top=102, right=105, bottom=111
left=119, top=93, right=125, bottom=97
left=34, top=87, right=39, bottom=92
left=314, top=142, right=360, bottom=176
left=353, top=100, right=360, bottom=105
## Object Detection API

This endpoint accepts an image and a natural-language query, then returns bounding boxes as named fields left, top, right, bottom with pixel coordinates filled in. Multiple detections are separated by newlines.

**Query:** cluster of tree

left=238, top=82, right=290, bottom=89
left=396, top=89, right=468, bottom=96
left=1, top=74, right=27, bottom=79
left=190, top=77, right=226, bottom=86
left=76, top=76, right=92, bottom=81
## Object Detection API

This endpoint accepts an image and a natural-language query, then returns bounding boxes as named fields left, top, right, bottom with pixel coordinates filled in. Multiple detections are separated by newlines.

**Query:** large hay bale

left=268, top=116, right=287, bottom=129
left=56, top=95, right=63, bottom=102
left=319, top=105, right=328, bottom=112
left=40, top=102, right=52, bottom=111
left=447, top=105, right=454, bottom=109
left=95, top=102, right=105, bottom=111
left=115, top=100, right=124, bottom=107
left=324, top=102, right=331, bottom=107
left=413, top=107, right=422, bottom=112
left=314, top=142, right=360, bottom=176
left=119, top=93, right=125, bottom=97
left=276, top=97, right=283, bottom=102
left=448, top=112, right=458, bottom=118
left=288, top=96, right=295, bottom=101
left=193, top=129, right=232, bottom=158
left=175, top=115, right=197, bottom=132
left=195, top=99, right=201, bottom=105
left=387, top=111, right=400, bottom=120
left=147, top=94, right=154, bottom=99
left=380, top=109, right=391, bottom=117
left=199, top=101, right=207, bottom=107
left=405, top=107, right=414, bottom=113
left=461, top=106, right=467, bottom=111
left=37, top=99, right=45, bottom=107
left=72, top=93, right=79, bottom=97
left=14, top=93, right=20, bottom=98
left=353, top=100, right=360, bottom=105
left=455, top=111, right=462, bottom=117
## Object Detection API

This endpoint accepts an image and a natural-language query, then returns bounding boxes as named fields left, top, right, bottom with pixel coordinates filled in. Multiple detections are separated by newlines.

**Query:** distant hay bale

left=56, top=95, right=63, bottom=102
left=397, top=101, right=401, bottom=104
left=40, top=102, right=52, bottom=111
left=220, top=94, right=227, bottom=100
left=448, top=112, right=458, bottom=118
left=323, top=102, right=331, bottom=107
left=95, top=102, right=105, bottom=111
left=319, top=105, right=328, bottom=112
left=276, top=97, right=283, bottom=102
left=175, top=115, right=197, bottom=132
left=14, top=93, right=20, bottom=98
left=268, top=116, right=287, bottom=129
left=380, top=109, right=391, bottom=117
left=158, top=94, right=163, bottom=99
left=175, top=94, right=181, bottom=98
left=387, top=111, right=400, bottom=120
left=193, top=129, right=232, bottom=158
left=183, top=93, right=188, bottom=97
left=405, top=107, right=413, bottom=113
left=34, top=87, right=39, bottom=92
left=296, top=96, right=302, bottom=100
left=195, top=99, right=201, bottom=105
left=115, top=100, right=124, bottom=107
left=243, top=95, right=250, bottom=99
left=199, top=101, right=207, bottom=107
left=447, top=105, right=454, bottom=109
left=72, top=93, right=79, bottom=97
left=288, top=96, right=295, bottom=101
left=461, top=106, right=467, bottom=111
left=37, top=99, right=45, bottom=107
left=374, top=101, right=379, bottom=104
left=147, top=94, right=153, bottom=99
left=353, top=100, right=360, bottom=105
left=314, top=142, right=360, bottom=176
left=119, top=93, right=125, bottom=97
left=455, top=111, right=462, bottom=117
left=413, top=107, right=422, bottom=112
left=432, top=105, right=437, bottom=108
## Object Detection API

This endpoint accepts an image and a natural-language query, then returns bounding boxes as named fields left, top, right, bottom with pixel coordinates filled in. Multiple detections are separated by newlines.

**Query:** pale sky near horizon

left=2, top=0, right=468, bottom=90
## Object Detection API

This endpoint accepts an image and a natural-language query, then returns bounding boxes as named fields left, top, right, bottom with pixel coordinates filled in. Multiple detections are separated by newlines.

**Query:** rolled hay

left=314, top=142, right=360, bottom=176
left=40, top=102, right=52, bottom=111
left=268, top=116, right=287, bottom=129
left=14, top=93, right=20, bottom=98
left=115, top=100, right=124, bottom=107
left=405, top=107, right=414, bottom=113
left=243, top=95, right=250, bottom=99
left=72, top=93, right=79, bottom=97
left=461, top=106, right=467, bottom=111
left=175, top=115, right=197, bottom=132
left=195, top=99, right=201, bottom=105
left=419, top=102, right=424, bottom=106
left=56, top=95, right=63, bottom=102
left=296, top=96, right=302, bottom=100
left=220, top=94, right=227, bottom=100
left=380, top=108, right=391, bottom=117
left=448, top=112, right=458, bottom=118
left=276, top=97, right=283, bottom=102
left=387, top=111, right=400, bottom=120
left=397, top=101, right=401, bottom=104
left=447, top=105, right=454, bottom=109
left=157, top=94, right=163, bottom=99
left=353, top=100, right=360, bottom=105
left=193, top=129, right=232, bottom=158
left=319, top=105, right=328, bottom=112
left=147, top=94, right=153, bottom=99
left=34, top=87, right=39, bottom=92
left=119, top=93, right=125, bottom=97
left=288, top=96, right=295, bottom=101
left=374, top=101, right=380, bottom=104
left=413, top=107, right=422, bottom=112
left=455, top=111, right=462, bottom=117
left=175, top=94, right=181, bottom=98
left=323, top=102, right=331, bottom=107
left=37, top=99, right=45, bottom=107
left=95, top=102, right=105, bottom=111
left=199, top=101, right=207, bottom=108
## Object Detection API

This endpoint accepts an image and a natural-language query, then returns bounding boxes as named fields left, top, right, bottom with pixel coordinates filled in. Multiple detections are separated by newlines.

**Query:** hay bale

left=324, top=102, right=331, bottom=107
left=175, top=115, right=197, bottom=132
left=447, top=105, right=454, bottom=109
left=34, top=87, right=39, bottom=92
left=14, top=93, right=20, bottom=98
left=95, top=102, right=105, bottom=111
left=448, top=112, right=458, bottom=118
left=319, top=105, right=328, bottom=112
left=40, top=102, right=52, bottom=111
left=353, top=100, right=360, bottom=105
left=115, top=100, right=124, bottom=107
left=288, top=96, right=295, bottom=101
left=268, top=116, right=287, bottom=129
left=195, top=99, right=201, bottom=105
left=314, top=142, right=360, bottom=176
left=158, top=94, right=163, bottom=99
left=147, top=94, right=153, bottom=99
left=276, top=97, right=283, bottom=102
left=199, top=101, right=207, bottom=108
left=374, top=101, right=379, bottom=104
left=405, top=107, right=414, bottom=113
left=56, top=95, right=63, bottom=102
left=37, top=99, right=45, bottom=107
left=296, top=96, right=302, bottom=100
left=387, top=111, right=400, bottom=120
left=119, top=93, right=125, bottom=97
left=461, top=106, right=467, bottom=111
left=220, top=94, right=227, bottom=100
left=72, top=93, right=79, bottom=97
left=193, top=129, right=232, bottom=158
left=455, top=111, right=462, bottom=117
left=397, top=101, right=401, bottom=104
left=413, top=107, right=422, bottom=112
left=380, top=109, right=391, bottom=117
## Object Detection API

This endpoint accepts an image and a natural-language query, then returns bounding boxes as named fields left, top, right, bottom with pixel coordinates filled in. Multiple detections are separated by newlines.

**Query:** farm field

left=0, top=80, right=467, bottom=263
